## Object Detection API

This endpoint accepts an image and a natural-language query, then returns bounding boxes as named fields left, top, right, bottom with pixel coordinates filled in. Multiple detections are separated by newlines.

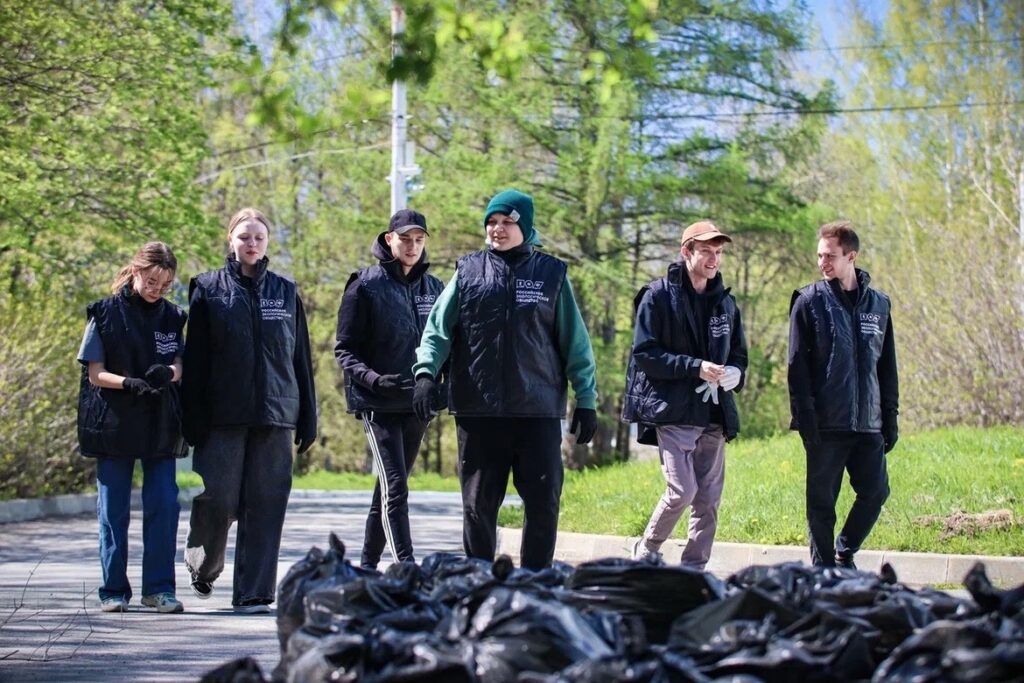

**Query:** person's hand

left=295, top=431, right=316, bottom=455
left=699, top=361, right=725, bottom=383
left=798, top=409, right=820, bottom=447
left=373, top=373, right=414, bottom=399
left=569, top=408, right=597, bottom=445
left=122, top=376, right=159, bottom=397
left=882, top=413, right=898, bottom=454
left=719, top=366, right=742, bottom=392
left=695, top=381, right=719, bottom=405
left=144, top=364, right=174, bottom=389
left=413, top=375, right=437, bottom=422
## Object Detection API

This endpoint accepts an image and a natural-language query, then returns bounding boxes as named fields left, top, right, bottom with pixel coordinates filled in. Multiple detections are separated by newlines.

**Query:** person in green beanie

left=413, top=189, right=598, bottom=570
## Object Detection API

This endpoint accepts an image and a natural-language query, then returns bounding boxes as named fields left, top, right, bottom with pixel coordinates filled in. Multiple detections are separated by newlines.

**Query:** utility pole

left=389, top=3, right=421, bottom=214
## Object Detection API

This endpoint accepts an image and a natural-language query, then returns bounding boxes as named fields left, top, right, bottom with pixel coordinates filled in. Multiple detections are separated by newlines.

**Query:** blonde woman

left=181, top=208, right=316, bottom=614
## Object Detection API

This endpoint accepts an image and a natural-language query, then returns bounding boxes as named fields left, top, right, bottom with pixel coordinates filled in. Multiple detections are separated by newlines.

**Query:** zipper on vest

left=249, top=283, right=266, bottom=420
left=850, top=298, right=860, bottom=430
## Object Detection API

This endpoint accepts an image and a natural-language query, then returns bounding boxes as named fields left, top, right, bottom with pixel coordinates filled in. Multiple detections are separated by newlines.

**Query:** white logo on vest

left=515, top=278, right=549, bottom=305
left=154, top=331, right=178, bottom=356
left=260, top=298, right=292, bottom=321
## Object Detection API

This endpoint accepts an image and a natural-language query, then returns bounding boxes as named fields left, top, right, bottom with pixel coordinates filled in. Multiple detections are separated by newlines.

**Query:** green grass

left=502, top=426, right=1024, bottom=557
left=175, top=469, right=461, bottom=493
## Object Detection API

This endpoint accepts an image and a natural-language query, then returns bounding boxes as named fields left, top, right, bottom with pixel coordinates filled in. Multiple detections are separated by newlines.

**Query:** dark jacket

left=622, top=263, right=748, bottom=441
left=181, top=256, right=317, bottom=445
left=449, top=247, right=569, bottom=417
left=334, top=233, right=445, bottom=414
left=77, top=288, right=188, bottom=459
left=787, top=268, right=899, bottom=433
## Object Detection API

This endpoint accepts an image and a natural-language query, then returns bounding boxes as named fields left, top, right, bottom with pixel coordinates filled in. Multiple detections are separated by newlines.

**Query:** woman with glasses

left=77, top=241, right=188, bottom=614
left=181, top=207, right=317, bottom=614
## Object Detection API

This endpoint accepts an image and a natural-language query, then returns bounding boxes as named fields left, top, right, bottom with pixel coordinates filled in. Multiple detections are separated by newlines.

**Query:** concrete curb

left=497, top=528, right=1024, bottom=588
left=0, top=487, right=204, bottom=524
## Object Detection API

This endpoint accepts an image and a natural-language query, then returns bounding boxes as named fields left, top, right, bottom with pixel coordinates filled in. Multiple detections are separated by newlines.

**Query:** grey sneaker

left=141, top=592, right=184, bottom=614
left=233, top=602, right=272, bottom=615
left=631, top=539, right=663, bottom=563
left=100, top=596, right=128, bottom=612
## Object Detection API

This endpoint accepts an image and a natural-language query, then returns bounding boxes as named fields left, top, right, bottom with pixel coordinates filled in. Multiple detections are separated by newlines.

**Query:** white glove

left=719, top=366, right=742, bottom=392
left=695, top=381, right=720, bottom=405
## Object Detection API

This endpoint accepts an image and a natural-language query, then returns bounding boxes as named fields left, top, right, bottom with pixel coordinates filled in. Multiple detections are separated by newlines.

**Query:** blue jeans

left=96, top=456, right=180, bottom=601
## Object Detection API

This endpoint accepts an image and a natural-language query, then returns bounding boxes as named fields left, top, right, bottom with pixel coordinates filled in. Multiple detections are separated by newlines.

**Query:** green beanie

left=484, top=189, right=539, bottom=245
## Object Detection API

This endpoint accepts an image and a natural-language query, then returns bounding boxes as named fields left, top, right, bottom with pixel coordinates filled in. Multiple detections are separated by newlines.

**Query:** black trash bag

left=448, top=587, right=619, bottom=680
left=419, top=553, right=504, bottom=605
left=287, top=631, right=369, bottom=682
left=200, top=656, right=266, bottom=683
left=728, top=562, right=887, bottom=608
left=359, top=630, right=475, bottom=683
left=667, top=587, right=804, bottom=653
left=301, top=573, right=448, bottom=638
left=276, top=534, right=375, bottom=652
left=565, top=559, right=725, bottom=644
left=964, top=562, right=1024, bottom=617
left=518, top=652, right=711, bottom=683
left=873, top=617, right=1024, bottom=682
left=503, top=560, right=575, bottom=589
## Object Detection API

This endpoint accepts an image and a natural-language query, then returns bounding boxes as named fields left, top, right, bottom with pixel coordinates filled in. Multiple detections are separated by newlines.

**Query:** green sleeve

left=413, top=272, right=459, bottom=379
left=555, top=276, right=598, bottom=410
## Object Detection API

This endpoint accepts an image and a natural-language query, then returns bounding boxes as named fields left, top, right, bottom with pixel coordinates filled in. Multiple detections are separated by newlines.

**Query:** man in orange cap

left=622, top=220, right=748, bottom=569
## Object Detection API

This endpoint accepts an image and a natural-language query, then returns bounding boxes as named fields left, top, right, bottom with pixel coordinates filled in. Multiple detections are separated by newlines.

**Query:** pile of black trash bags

left=204, top=533, right=1024, bottom=682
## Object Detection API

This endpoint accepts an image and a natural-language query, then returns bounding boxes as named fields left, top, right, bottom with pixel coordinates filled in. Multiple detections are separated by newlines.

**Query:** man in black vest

left=335, top=209, right=445, bottom=569
left=412, top=189, right=598, bottom=570
left=788, top=221, right=899, bottom=569
left=622, top=220, right=748, bottom=570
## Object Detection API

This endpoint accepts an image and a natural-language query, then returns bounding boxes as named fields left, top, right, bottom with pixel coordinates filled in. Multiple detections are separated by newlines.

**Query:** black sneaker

left=835, top=555, right=857, bottom=570
left=190, top=574, right=213, bottom=600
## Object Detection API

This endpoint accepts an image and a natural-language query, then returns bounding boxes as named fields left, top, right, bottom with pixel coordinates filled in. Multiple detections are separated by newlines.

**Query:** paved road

left=0, top=491, right=464, bottom=682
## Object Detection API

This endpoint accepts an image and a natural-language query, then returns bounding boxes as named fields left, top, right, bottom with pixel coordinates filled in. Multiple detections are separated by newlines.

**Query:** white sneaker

left=631, top=539, right=662, bottom=563
left=100, top=596, right=128, bottom=612
left=141, top=592, right=184, bottom=613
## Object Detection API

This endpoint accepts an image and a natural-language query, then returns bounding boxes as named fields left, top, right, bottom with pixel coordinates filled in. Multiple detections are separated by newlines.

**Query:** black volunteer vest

left=797, top=275, right=891, bottom=432
left=192, top=260, right=301, bottom=428
left=450, top=249, right=568, bottom=418
left=77, top=289, right=188, bottom=459
left=344, top=264, right=444, bottom=413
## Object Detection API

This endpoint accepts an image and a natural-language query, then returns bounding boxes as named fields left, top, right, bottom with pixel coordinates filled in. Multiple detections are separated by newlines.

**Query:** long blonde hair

left=110, top=242, right=178, bottom=295
left=226, top=207, right=272, bottom=239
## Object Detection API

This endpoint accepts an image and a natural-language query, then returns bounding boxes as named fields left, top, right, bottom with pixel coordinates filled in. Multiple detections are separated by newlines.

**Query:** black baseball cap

left=388, top=209, right=429, bottom=235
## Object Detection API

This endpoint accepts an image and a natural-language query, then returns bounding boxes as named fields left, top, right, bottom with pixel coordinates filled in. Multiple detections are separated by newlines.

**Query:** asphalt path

left=0, top=490, right=464, bottom=682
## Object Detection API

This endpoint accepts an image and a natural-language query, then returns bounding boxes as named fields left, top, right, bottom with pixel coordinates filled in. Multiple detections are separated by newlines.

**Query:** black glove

left=413, top=375, right=436, bottom=422
left=797, top=409, right=820, bottom=447
left=372, top=373, right=414, bottom=399
left=295, top=431, right=316, bottom=455
left=144, top=364, right=174, bottom=389
left=122, top=376, right=158, bottom=397
left=569, top=408, right=597, bottom=445
left=882, top=412, right=898, bottom=454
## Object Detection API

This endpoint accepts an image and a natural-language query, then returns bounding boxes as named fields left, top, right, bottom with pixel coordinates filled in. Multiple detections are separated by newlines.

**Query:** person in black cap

left=335, top=208, right=445, bottom=569
left=413, top=189, right=598, bottom=571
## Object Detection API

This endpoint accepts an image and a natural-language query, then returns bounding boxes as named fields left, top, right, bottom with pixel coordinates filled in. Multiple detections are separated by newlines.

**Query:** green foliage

left=800, top=0, right=1024, bottom=430
left=505, top=427, right=1024, bottom=556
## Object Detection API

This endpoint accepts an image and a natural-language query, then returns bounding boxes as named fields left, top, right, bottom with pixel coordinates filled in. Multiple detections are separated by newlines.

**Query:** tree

left=0, top=0, right=234, bottom=497
left=803, top=0, right=1024, bottom=428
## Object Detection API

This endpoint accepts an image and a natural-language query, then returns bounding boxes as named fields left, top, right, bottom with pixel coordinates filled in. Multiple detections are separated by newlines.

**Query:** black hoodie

left=334, top=232, right=445, bottom=414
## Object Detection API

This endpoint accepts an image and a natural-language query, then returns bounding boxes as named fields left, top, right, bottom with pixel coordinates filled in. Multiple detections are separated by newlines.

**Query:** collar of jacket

left=489, top=242, right=534, bottom=265
left=667, top=261, right=728, bottom=301
left=226, top=254, right=269, bottom=287
left=826, top=267, right=872, bottom=307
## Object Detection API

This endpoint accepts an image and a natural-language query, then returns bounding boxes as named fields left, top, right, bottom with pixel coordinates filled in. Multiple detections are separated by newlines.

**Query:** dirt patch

left=914, top=509, right=1015, bottom=540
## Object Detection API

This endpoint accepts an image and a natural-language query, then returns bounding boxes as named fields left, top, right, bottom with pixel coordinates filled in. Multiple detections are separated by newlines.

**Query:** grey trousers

left=185, top=426, right=293, bottom=605
left=638, top=424, right=726, bottom=570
